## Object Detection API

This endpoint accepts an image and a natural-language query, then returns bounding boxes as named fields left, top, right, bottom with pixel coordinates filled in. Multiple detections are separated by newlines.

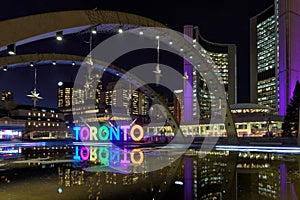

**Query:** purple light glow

left=183, top=25, right=194, bottom=122
left=291, top=182, right=298, bottom=200
left=216, top=145, right=300, bottom=150
left=184, top=61, right=193, bottom=121
left=80, top=147, right=90, bottom=161
left=278, top=0, right=300, bottom=116
left=278, top=0, right=286, bottom=116
left=184, top=156, right=193, bottom=200
left=280, top=164, right=287, bottom=200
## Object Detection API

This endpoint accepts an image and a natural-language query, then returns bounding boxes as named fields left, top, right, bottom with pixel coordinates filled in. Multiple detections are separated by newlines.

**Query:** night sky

left=0, top=0, right=274, bottom=108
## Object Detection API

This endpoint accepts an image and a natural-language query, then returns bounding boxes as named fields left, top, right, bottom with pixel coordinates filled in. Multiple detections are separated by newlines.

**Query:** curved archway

left=0, top=10, right=167, bottom=48
left=0, top=9, right=239, bottom=144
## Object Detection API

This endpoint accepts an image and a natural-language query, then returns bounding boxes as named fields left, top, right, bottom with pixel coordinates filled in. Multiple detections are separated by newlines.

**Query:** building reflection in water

left=0, top=144, right=300, bottom=199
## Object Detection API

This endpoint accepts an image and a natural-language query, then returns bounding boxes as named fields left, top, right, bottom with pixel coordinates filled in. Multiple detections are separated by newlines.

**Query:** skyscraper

left=250, top=5, right=278, bottom=111
left=250, top=0, right=300, bottom=116
left=95, top=78, right=103, bottom=105
left=129, top=89, right=150, bottom=116
left=57, top=82, right=73, bottom=111
left=174, top=90, right=184, bottom=123
left=106, top=81, right=130, bottom=114
left=183, top=25, right=237, bottom=121
left=105, top=81, right=149, bottom=116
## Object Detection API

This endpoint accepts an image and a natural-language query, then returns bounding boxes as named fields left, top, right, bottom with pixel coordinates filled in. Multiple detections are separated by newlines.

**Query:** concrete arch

left=0, top=10, right=167, bottom=48
left=0, top=54, right=85, bottom=67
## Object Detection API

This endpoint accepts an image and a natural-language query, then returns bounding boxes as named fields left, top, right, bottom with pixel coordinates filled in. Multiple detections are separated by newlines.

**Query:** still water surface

left=0, top=142, right=299, bottom=200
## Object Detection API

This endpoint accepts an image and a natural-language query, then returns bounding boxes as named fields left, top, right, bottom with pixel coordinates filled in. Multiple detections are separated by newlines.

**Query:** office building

left=57, top=82, right=73, bottom=111
left=183, top=25, right=237, bottom=121
left=106, top=81, right=131, bottom=114
left=174, top=90, right=184, bottom=123
left=129, top=89, right=149, bottom=116
left=0, top=103, right=70, bottom=140
left=95, top=78, right=103, bottom=105
left=250, top=5, right=278, bottom=111
left=250, top=0, right=300, bottom=116
left=105, top=81, right=150, bottom=116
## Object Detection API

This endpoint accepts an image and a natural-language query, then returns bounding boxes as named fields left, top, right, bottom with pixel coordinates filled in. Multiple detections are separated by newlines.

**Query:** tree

left=282, top=81, right=300, bottom=136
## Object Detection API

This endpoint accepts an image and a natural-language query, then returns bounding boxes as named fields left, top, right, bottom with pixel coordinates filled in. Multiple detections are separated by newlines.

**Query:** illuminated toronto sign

left=0, top=129, right=22, bottom=140
left=73, top=146, right=144, bottom=166
left=73, top=124, right=144, bottom=142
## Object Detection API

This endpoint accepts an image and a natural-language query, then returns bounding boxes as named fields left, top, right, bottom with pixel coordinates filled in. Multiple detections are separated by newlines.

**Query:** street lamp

left=7, top=44, right=16, bottom=55
left=56, top=31, right=63, bottom=41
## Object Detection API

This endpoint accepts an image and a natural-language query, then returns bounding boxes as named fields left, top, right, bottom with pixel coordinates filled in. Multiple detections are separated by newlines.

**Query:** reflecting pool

left=0, top=142, right=299, bottom=199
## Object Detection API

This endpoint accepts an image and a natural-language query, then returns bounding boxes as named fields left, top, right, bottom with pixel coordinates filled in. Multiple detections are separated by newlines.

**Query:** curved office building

left=183, top=25, right=236, bottom=121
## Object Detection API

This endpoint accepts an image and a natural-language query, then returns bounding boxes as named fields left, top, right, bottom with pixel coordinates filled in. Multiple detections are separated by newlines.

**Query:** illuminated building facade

left=183, top=25, right=237, bottom=121
left=105, top=81, right=149, bottom=116
left=129, top=90, right=139, bottom=115
left=129, top=89, right=149, bottom=116
left=72, top=88, right=85, bottom=106
left=146, top=103, right=283, bottom=137
left=181, top=150, right=232, bottom=200
left=250, top=5, right=278, bottom=111
left=57, top=82, right=73, bottom=111
left=258, top=169, right=280, bottom=199
left=58, top=80, right=102, bottom=111
left=95, top=78, right=103, bottom=105
left=1, top=90, right=13, bottom=102
left=236, top=152, right=283, bottom=199
left=12, top=105, right=70, bottom=140
left=106, top=81, right=131, bottom=114
left=0, top=104, right=71, bottom=140
left=174, top=90, right=184, bottom=123
left=250, top=0, right=300, bottom=116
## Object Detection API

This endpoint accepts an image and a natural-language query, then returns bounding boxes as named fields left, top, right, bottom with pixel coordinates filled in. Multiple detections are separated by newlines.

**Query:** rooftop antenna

left=84, top=27, right=94, bottom=100
left=153, top=35, right=162, bottom=86
left=27, top=66, right=43, bottom=107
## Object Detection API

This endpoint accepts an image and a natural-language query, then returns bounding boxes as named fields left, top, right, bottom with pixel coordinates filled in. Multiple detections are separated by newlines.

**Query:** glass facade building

left=251, top=0, right=300, bottom=116
left=250, top=5, right=278, bottom=111
left=106, top=81, right=149, bottom=116
left=57, top=82, right=73, bottom=110
left=183, top=25, right=237, bottom=121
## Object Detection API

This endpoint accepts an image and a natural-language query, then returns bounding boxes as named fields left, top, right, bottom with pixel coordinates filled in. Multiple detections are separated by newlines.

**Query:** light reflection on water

left=0, top=142, right=299, bottom=200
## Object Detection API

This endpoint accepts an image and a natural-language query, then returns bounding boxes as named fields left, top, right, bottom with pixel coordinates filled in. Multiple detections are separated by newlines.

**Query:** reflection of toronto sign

left=73, top=124, right=144, bottom=142
left=73, top=146, right=144, bottom=166
left=0, top=147, right=21, bottom=154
